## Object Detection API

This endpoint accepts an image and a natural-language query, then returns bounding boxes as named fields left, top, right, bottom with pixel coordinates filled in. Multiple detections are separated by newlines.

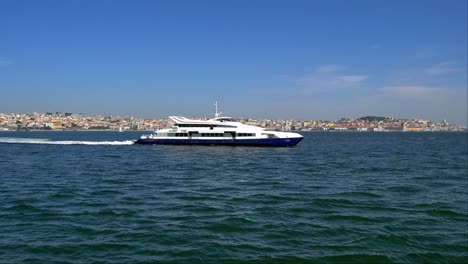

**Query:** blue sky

left=1, top=0, right=467, bottom=125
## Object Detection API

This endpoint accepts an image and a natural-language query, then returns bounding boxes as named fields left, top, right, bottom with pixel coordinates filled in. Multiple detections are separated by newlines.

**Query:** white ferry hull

left=135, top=137, right=303, bottom=147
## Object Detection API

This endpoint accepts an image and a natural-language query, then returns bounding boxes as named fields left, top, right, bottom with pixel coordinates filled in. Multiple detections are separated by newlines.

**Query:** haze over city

left=1, top=0, right=467, bottom=125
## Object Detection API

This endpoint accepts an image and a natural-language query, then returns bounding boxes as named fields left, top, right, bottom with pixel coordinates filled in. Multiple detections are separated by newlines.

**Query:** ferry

left=135, top=102, right=303, bottom=147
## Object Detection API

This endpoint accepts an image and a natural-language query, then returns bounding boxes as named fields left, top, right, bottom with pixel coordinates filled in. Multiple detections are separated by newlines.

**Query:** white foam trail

left=0, top=137, right=134, bottom=145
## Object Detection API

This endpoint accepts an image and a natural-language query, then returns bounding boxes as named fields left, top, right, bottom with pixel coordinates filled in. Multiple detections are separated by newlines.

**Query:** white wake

left=0, top=137, right=134, bottom=145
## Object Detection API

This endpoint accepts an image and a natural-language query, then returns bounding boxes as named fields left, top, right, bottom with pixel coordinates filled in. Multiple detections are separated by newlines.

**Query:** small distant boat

left=135, top=102, right=303, bottom=147
left=119, top=126, right=123, bottom=132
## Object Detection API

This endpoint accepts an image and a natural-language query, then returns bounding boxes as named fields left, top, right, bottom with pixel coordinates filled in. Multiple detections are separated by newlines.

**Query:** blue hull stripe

left=135, top=137, right=303, bottom=147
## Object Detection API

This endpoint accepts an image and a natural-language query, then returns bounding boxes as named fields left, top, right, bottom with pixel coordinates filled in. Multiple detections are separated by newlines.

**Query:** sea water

left=0, top=131, right=466, bottom=263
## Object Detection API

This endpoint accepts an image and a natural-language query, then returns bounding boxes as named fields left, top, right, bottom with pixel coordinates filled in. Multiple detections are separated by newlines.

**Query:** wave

left=0, top=137, right=134, bottom=145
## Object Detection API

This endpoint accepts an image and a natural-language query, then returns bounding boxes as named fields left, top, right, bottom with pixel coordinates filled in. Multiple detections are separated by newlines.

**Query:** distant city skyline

left=1, top=0, right=467, bottom=126
left=2, top=112, right=465, bottom=132
left=1, top=110, right=466, bottom=129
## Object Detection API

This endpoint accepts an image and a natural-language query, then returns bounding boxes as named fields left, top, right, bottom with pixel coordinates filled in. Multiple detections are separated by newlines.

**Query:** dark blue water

left=0, top=131, right=467, bottom=263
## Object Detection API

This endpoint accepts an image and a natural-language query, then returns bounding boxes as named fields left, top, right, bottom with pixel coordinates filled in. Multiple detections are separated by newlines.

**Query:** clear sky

left=1, top=0, right=467, bottom=125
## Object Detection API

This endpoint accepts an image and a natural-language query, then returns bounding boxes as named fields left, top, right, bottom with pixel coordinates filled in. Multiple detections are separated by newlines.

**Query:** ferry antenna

left=214, top=101, right=221, bottom=118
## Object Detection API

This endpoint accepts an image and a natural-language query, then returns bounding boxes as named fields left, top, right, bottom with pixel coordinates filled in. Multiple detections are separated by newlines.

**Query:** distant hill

left=357, top=116, right=387, bottom=122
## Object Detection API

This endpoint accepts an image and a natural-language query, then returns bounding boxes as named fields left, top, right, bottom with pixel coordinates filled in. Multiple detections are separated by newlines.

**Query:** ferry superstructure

left=135, top=103, right=303, bottom=147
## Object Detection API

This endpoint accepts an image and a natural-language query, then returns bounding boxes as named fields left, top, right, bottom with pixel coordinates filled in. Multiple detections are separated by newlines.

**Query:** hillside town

left=0, top=112, right=466, bottom=132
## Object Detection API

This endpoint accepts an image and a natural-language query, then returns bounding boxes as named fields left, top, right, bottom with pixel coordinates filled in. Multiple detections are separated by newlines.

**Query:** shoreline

left=0, top=129, right=153, bottom=132
left=0, top=130, right=465, bottom=133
